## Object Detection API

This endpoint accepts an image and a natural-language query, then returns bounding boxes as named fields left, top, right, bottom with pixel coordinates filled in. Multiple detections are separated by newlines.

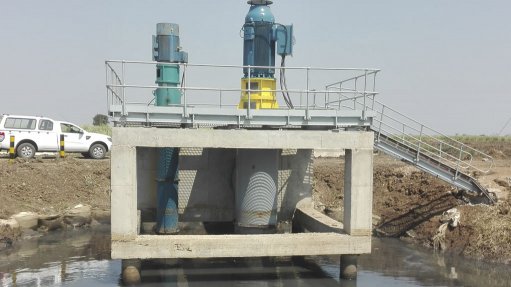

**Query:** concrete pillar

left=340, top=255, right=358, bottom=280
left=121, top=259, right=141, bottom=285
left=111, top=146, right=138, bottom=238
left=343, top=148, right=373, bottom=236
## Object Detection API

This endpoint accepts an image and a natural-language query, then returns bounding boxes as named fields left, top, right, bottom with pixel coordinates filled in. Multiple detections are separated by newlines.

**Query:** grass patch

left=452, top=135, right=511, bottom=143
left=82, top=125, right=112, bottom=136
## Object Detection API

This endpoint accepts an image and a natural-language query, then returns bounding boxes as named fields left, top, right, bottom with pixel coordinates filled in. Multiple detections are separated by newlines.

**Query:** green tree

left=93, top=114, right=109, bottom=126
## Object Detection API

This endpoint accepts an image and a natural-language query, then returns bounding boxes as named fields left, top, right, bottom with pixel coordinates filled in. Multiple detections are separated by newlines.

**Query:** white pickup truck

left=0, top=115, right=112, bottom=159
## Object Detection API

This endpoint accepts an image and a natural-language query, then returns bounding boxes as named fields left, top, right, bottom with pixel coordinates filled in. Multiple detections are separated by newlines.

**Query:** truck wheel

left=17, top=143, right=36, bottom=159
left=89, top=143, right=106, bottom=159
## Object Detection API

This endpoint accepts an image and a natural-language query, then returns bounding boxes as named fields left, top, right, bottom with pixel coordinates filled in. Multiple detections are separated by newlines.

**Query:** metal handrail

left=328, top=85, right=494, bottom=174
left=107, top=84, right=378, bottom=96
left=325, top=70, right=380, bottom=89
left=105, top=60, right=381, bottom=119
left=105, top=60, right=381, bottom=72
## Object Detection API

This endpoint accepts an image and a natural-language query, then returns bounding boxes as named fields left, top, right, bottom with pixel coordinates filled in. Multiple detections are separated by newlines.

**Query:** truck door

left=37, top=120, right=58, bottom=151
left=60, top=123, right=87, bottom=152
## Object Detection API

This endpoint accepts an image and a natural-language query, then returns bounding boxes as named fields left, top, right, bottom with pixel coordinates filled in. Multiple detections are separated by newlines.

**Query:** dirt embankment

left=314, top=154, right=511, bottom=264
left=0, top=156, right=110, bottom=219
left=0, top=155, right=111, bottom=247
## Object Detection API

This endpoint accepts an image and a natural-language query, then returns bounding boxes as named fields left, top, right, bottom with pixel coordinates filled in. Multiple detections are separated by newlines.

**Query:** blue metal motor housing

left=243, top=3, right=276, bottom=78
left=153, top=23, right=188, bottom=63
left=243, top=2, right=293, bottom=78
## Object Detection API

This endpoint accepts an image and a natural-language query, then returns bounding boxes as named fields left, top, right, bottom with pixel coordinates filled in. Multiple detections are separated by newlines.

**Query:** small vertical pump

left=152, top=23, right=187, bottom=234
left=238, top=0, right=294, bottom=109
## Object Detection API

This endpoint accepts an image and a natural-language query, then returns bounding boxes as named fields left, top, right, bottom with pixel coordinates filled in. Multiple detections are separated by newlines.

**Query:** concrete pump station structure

left=106, top=0, right=494, bottom=284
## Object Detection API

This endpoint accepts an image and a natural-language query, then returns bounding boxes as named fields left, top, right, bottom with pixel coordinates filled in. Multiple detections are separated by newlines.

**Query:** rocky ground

left=0, top=139, right=510, bottom=263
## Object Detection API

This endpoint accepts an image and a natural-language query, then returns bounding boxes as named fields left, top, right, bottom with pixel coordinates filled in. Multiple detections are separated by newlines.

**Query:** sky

left=0, top=0, right=510, bottom=135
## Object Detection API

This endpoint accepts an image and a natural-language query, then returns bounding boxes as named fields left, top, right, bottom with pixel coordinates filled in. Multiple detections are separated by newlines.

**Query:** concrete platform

left=111, top=128, right=373, bottom=260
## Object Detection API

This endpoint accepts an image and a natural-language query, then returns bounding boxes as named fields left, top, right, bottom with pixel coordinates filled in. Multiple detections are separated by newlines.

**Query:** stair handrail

left=325, top=85, right=494, bottom=174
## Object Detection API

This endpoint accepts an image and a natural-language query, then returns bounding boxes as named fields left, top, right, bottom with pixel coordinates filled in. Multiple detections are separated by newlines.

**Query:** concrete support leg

left=121, top=259, right=141, bottom=285
left=343, top=149, right=373, bottom=236
left=111, top=146, right=138, bottom=239
left=340, top=255, right=358, bottom=280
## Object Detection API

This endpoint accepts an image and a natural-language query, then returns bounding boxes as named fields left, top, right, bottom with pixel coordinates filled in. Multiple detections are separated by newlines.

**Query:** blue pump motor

left=243, top=0, right=293, bottom=79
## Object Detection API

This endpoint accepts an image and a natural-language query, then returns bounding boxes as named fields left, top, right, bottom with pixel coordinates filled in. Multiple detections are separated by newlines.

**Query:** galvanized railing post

left=454, top=144, right=464, bottom=179
left=247, top=66, right=251, bottom=119
left=415, top=125, right=424, bottom=162
left=183, top=63, right=188, bottom=117
left=377, top=105, right=385, bottom=142
left=105, top=62, right=109, bottom=112
left=402, top=123, right=406, bottom=143
left=372, top=71, right=377, bottom=109
left=121, top=60, right=126, bottom=116
left=338, top=83, right=342, bottom=109
left=324, top=89, right=328, bottom=109
left=353, top=78, right=357, bottom=110
left=305, top=67, right=310, bottom=120
left=363, top=69, right=368, bottom=119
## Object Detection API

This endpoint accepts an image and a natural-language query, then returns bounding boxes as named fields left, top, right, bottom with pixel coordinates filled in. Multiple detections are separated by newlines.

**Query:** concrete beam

left=344, top=148, right=374, bottom=236
left=112, top=128, right=374, bottom=150
left=111, top=233, right=371, bottom=259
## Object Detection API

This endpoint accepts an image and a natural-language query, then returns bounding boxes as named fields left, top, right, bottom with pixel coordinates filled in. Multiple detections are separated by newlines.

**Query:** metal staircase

left=326, top=83, right=496, bottom=204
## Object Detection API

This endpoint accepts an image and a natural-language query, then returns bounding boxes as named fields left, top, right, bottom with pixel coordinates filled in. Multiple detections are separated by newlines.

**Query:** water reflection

left=1, top=226, right=511, bottom=287
left=0, top=225, right=114, bottom=287
left=138, top=258, right=344, bottom=287
left=359, top=238, right=511, bottom=287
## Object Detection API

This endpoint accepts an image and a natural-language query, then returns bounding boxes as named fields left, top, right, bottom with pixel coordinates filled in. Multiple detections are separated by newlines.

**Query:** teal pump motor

left=153, top=23, right=188, bottom=106
left=152, top=23, right=187, bottom=234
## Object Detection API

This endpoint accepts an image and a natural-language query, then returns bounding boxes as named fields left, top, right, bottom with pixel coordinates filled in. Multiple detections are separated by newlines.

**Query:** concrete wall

left=133, top=147, right=312, bottom=224
left=179, top=148, right=236, bottom=222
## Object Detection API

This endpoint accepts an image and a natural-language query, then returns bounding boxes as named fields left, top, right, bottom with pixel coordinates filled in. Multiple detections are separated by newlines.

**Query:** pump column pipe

left=153, top=23, right=188, bottom=234
left=235, top=0, right=294, bottom=235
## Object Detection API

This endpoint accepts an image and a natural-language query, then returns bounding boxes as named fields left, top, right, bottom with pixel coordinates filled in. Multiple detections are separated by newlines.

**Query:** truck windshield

left=60, top=123, right=82, bottom=134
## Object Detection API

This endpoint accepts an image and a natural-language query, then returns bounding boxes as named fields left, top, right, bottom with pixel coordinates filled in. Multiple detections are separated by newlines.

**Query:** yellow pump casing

left=238, top=78, right=279, bottom=109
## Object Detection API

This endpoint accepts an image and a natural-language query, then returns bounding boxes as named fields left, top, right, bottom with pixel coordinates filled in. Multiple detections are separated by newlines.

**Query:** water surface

left=1, top=225, right=509, bottom=287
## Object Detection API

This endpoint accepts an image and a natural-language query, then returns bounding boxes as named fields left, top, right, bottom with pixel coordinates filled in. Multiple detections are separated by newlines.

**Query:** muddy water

left=0, top=225, right=510, bottom=287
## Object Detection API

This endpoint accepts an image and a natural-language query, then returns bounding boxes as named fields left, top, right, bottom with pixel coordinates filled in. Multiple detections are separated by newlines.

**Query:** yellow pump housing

left=238, top=78, right=279, bottom=109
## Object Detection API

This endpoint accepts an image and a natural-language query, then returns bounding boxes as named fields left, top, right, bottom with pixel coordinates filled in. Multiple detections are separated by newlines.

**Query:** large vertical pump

left=152, top=23, right=187, bottom=234
left=238, top=0, right=294, bottom=109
